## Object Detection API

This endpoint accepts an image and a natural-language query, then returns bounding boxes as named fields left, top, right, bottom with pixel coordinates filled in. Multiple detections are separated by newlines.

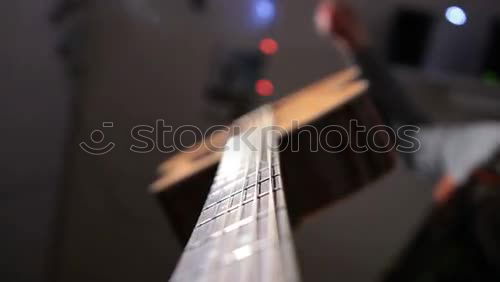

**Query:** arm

left=354, top=47, right=430, bottom=127
left=315, top=1, right=429, bottom=128
left=315, top=1, right=500, bottom=203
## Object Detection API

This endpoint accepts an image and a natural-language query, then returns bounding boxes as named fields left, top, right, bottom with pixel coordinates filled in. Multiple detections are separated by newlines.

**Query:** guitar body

left=157, top=163, right=217, bottom=245
left=154, top=68, right=395, bottom=243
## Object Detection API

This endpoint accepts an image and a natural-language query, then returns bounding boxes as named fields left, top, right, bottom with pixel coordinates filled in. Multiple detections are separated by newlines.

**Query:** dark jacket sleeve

left=354, top=48, right=431, bottom=127
left=353, top=48, right=432, bottom=169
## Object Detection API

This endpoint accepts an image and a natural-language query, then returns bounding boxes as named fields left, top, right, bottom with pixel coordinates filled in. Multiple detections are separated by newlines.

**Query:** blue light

left=445, top=6, right=467, bottom=26
left=255, top=0, right=275, bottom=24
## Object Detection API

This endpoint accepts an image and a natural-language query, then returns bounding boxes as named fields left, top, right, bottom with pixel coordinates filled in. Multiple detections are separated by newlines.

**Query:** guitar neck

left=169, top=106, right=300, bottom=282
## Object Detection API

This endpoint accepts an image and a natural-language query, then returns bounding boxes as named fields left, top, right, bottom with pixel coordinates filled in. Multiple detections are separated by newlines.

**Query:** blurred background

left=1, top=0, right=499, bottom=282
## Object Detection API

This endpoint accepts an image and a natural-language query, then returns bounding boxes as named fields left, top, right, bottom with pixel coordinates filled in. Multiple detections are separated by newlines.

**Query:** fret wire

left=195, top=185, right=283, bottom=232
left=187, top=205, right=288, bottom=251
left=203, top=170, right=273, bottom=211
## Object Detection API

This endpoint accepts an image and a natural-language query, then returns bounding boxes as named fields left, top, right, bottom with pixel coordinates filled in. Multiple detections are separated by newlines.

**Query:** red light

left=259, top=38, right=279, bottom=55
left=255, top=79, right=274, bottom=96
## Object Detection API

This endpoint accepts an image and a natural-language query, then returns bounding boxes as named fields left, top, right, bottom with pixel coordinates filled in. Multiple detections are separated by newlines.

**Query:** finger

left=314, top=1, right=333, bottom=36
left=434, top=175, right=458, bottom=204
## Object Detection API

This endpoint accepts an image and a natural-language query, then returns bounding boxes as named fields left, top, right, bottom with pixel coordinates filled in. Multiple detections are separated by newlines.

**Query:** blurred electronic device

left=204, top=50, right=268, bottom=120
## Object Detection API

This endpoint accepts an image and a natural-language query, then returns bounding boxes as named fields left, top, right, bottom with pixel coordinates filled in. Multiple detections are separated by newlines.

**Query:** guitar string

left=216, top=112, right=259, bottom=281
left=170, top=107, right=298, bottom=281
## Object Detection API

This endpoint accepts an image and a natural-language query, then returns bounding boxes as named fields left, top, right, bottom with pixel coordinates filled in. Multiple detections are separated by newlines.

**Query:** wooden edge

left=274, top=79, right=369, bottom=132
left=150, top=67, right=367, bottom=193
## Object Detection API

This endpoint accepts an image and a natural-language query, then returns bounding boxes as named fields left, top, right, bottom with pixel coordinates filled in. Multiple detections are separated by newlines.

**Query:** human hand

left=415, top=123, right=500, bottom=203
left=314, top=0, right=369, bottom=50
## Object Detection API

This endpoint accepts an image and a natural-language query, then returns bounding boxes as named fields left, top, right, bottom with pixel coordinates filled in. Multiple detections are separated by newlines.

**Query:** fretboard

left=169, top=106, right=300, bottom=282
